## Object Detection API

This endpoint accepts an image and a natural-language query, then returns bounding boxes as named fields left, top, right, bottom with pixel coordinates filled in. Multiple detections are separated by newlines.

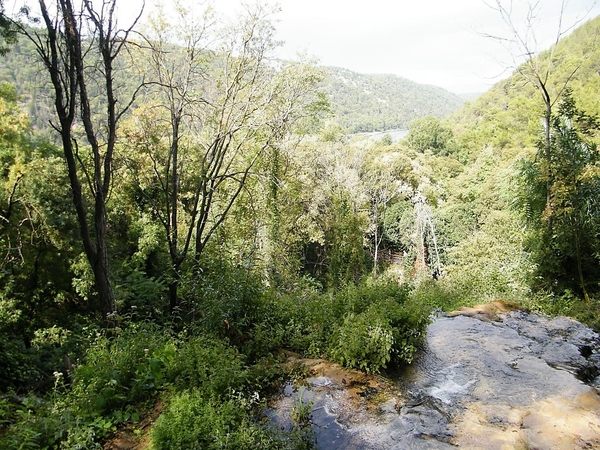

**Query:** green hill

left=450, top=14, right=600, bottom=155
left=0, top=36, right=54, bottom=132
left=5, top=15, right=599, bottom=143
left=428, top=14, right=600, bottom=321
left=323, top=67, right=465, bottom=133
left=0, top=35, right=465, bottom=136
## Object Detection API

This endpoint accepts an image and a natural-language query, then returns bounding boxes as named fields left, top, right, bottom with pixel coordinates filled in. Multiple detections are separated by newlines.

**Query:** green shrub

left=280, top=291, right=335, bottom=358
left=565, top=298, right=600, bottom=332
left=408, top=278, right=470, bottom=312
left=0, top=396, right=62, bottom=450
left=255, top=278, right=428, bottom=371
left=0, top=335, right=37, bottom=392
left=523, top=290, right=600, bottom=332
left=329, top=281, right=429, bottom=373
left=151, top=390, right=282, bottom=450
left=331, top=279, right=411, bottom=318
left=242, top=319, right=286, bottom=362
left=0, top=322, right=91, bottom=394
left=165, top=335, right=247, bottom=398
left=380, top=298, right=430, bottom=364
left=116, top=269, right=168, bottom=321
left=70, top=323, right=174, bottom=415
left=182, top=258, right=265, bottom=344
left=330, top=310, right=395, bottom=373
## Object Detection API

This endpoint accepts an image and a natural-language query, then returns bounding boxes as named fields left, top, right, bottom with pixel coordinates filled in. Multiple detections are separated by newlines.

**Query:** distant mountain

left=322, top=67, right=465, bottom=133
left=0, top=30, right=465, bottom=137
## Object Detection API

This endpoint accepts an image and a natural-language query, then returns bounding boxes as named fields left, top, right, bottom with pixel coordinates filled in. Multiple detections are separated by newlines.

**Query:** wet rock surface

left=268, top=309, right=600, bottom=449
left=410, top=313, right=600, bottom=449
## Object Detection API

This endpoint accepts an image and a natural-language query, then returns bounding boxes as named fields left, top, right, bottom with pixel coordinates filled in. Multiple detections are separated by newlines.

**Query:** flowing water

left=268, top=309, right=600, bottom=449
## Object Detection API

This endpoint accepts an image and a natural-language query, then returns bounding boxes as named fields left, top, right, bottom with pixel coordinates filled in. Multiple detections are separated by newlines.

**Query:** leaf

left=149, top=358, right=164, bottom=380
left=94, top=395, right=106, bottom=410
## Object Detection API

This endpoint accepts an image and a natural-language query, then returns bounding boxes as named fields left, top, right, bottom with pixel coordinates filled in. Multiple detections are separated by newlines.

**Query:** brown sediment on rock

left=447, top=300, right=522, bottom=322
left=280, top=350, right=401, bottom=412
left=451, top=387, right=600, bottom=450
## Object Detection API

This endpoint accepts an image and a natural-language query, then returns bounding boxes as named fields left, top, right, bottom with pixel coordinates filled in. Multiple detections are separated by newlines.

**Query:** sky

left=11, top=0, right=600, bottom=94
left=226, top=0, right=600, bottom=94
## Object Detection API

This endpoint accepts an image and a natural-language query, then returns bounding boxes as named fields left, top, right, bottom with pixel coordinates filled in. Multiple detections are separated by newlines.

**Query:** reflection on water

left=354, top=129, right=409, bottom=143
left=267, top=310, right=600, bottom=449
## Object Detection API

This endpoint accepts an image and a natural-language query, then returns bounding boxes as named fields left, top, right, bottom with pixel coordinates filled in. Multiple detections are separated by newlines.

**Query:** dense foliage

left=1, top=3, right=600, bottom=449
left=323, top=68, right=464, bottom=132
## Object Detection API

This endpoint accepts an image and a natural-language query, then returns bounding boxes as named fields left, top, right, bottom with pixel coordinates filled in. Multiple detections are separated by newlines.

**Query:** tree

left=0, top=0, right=17, bottom=56
left=291, top=137, right=371, bottom=288
left=16, top=0, right=144, bottom=317
left=0, top=82, right=33, bottom=268
left=406, top=115, right=453, bottom=154
left=126, top=2, right=324, bottom=309
left=518, top=90, right=600, bottom=301
left=0, top=83, right=80, bottom=381
left=128, top=0, right=215, bottom=312
left=483, top=0, right=595, bottom=231
left=361, top=155, right=399, bottom=278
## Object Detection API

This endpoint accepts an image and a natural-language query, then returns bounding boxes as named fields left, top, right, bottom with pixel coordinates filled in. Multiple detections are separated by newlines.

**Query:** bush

left=116, top=269, right=168, bottom=321
left=252, top=278, right=429, bottom=372
left=151, top=390, right=282, bottom=450
left=70, top=323, right=174, bottom=415
left=0, top=322, right=94, bottom=394
left=182, top=258, right=265, bottom=344
left=330, top=310, right=395, bottom=373
left=331, top=279, right=411, bottom=318
left=278, top=290, right=335, bottom=358
left=0, top=322, right=171, bottom=450
left=0, top=335, right=37, bottom=392
left=0, top=328, right=291, bottom=450
left=523, top=290, right=600, bottom=332
left=408, top=278, right=467, bottom=312
left=330, top=296, right=428, bottom=373
left=165, top=335, right=247, bottom=398
left=0, top=396, right=62, bottom=450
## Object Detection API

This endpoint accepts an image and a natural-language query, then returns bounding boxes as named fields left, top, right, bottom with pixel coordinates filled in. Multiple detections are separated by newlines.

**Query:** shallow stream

left=267, top=309, right=600, bottom=449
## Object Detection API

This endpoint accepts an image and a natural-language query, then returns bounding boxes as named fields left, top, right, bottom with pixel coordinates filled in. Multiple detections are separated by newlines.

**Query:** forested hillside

left=438, top=14, right=600, bottom=310
left=322, top=67, right=464, bottom=132
left=1, top=1, right=600, bottom=449
left=0, top=37, right=464, bottom=136
left=451, top=15, right=600, bottom=156
left=0, top=36, right=52, bottom=131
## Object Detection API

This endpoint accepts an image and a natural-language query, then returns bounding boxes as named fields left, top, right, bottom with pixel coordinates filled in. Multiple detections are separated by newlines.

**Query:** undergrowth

left=0, top=274, right=432, bottom=449
left=5, top=270, right=598, bottom=449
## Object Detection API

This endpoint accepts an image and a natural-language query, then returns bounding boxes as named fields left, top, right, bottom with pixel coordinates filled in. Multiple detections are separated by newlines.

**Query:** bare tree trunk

left=541, top=85, right=553, bottom=233
left=93, top=202, right=115, bottom=316
left=168, top=279, right=179, bottom=314
left=19, top=0, right=142, bottom=318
